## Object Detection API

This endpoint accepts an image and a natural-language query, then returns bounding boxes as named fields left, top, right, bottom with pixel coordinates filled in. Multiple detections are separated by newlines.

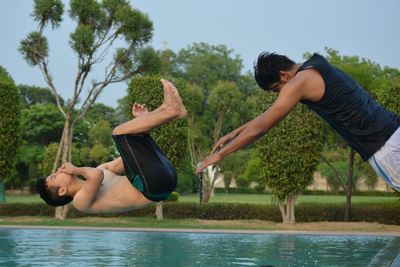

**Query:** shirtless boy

left=36, top=79, right=187, bottom=213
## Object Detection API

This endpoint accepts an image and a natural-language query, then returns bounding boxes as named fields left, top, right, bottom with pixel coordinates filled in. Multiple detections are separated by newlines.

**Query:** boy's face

left=45, top=170, right=73, bottom=196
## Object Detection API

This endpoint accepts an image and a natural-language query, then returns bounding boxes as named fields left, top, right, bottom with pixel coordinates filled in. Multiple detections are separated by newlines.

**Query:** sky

left=1, top=0, right=399, bottom=108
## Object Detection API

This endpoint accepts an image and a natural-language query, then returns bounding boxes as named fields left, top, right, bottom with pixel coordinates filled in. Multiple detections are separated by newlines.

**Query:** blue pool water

left=0, top=228, right=399, bottom=266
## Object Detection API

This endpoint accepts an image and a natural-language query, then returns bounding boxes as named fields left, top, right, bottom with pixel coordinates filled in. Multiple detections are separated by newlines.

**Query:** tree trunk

left=52, top=125, right=66, bottom=173
left=199, top=170, right=204, bottom=202
left=54, top=117, right=74, bottom=220
left=277, top=193, right=297, bottom=224
left=202, top=166, right=218, bottom=203
left=320, top=154, right=346, bottom=190
left=155, top=201, right=163, bottom=220
left=213, top=115, right=224, bottom=144
left=187, top=114, right=199, bottom=168
left=202, top=187, right=212, bottom=203
left=55, top=205, right=69, bottom=220
left=345, top=148, right=355, bottom=222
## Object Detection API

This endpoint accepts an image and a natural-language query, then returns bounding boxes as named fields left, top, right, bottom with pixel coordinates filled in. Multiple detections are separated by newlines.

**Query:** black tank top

left=297, top=53, right=400, bottom=160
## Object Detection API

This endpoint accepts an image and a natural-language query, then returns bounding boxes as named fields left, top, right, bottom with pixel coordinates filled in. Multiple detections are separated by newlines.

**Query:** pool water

left=0, top=228, right=399, bottom=266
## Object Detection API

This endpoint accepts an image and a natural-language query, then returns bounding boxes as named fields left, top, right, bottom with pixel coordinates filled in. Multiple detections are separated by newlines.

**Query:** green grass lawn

left=180, top=193, right=399, bottom=204
left=5, top=193, right=399, bottom=204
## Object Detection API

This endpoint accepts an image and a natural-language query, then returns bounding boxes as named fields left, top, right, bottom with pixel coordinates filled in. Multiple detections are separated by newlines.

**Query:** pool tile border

left=0, top=224, right=400, bottom=236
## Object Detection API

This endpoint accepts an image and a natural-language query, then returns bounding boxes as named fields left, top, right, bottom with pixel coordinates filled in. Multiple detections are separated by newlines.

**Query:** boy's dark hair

left=254, top=52, right=295, bottom=91
left=35, top=177, right=73, bottom=207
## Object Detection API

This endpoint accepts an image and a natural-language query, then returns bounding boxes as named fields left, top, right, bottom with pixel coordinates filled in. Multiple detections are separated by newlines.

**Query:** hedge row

left=214, top=187, right=397, bottom=197
left=1, top=202, right=400, bottom=225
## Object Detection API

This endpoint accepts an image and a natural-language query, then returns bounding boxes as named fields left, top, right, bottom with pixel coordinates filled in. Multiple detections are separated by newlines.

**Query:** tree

left=19, top=0, right=154, bottom=169
left=173, top=42, right=243, bottom=98
left=14, top=144, right=44, bottom=189
left=254, top=91, right=324, bottom=224
left=241, top=152, right=263, bottom=188
left=208, top=81, right=243, bottom=143
left=202, top=81, right=243, bottom=202
left=21, top=104, right=64, bottom=145
left=85, top=103, right=120, bottom=127
left=13, top=103, right=64, bottom=188
left=376, top=76, right=400, bottom=115
left=15, top=86, right=65, bottom=188
left=185, top=83, right=204, bottom=168
left=0, top=66, right=21, bottom=202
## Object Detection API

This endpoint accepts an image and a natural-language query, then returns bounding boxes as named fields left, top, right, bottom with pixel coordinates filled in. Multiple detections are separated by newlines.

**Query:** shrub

left=0, top=67, right=21, bottom=183
left=165, top=191, right=179, bottom=202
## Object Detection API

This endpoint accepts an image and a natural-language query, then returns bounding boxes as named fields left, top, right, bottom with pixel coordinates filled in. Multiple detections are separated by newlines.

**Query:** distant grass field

left=5, top=193, right=399, bottom=204
left=179, top=194, right=399, bottom=204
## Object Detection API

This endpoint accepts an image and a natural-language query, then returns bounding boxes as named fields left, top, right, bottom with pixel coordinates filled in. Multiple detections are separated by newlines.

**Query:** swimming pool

left=0, top=227, right=399, bottom=266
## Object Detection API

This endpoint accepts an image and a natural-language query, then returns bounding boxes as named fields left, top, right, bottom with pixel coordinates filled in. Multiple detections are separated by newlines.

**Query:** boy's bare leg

left=112, top=79, right=187, bottom=135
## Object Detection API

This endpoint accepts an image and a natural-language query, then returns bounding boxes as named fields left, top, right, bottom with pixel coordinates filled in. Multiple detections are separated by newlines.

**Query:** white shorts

left=368, top=127, right=400, bottom=191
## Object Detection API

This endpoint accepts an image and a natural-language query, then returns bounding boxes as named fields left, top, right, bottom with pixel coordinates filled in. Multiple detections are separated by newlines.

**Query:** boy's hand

left=60, top=162, right=77, bottom=175
left=196, top=152, right=222, bottom=174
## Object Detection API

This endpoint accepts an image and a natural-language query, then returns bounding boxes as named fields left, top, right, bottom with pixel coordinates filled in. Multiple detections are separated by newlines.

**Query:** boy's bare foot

left=161, top=79, right=187, bottom=119
left=132, top=103, right=148, bottom=117
left=160, top=79, right=173, bottom=109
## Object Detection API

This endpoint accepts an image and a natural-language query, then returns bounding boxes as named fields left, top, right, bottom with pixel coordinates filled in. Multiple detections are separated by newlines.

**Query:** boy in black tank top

left=197, top=52, right=400, bottom=191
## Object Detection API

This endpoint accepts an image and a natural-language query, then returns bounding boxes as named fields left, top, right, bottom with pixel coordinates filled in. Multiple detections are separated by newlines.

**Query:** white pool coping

left=1, top=224, right=400, bottom=236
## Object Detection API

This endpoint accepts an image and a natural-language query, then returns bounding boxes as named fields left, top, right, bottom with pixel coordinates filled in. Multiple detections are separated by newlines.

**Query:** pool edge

left=0, top=224, right=399, bottom=236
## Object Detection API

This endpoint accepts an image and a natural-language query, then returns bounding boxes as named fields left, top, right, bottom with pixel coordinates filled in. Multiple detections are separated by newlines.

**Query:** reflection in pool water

left=0, top=228, right=399, bottom=266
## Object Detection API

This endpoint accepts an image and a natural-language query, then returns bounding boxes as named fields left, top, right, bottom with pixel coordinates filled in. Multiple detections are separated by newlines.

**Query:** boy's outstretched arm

left=196, top=77, right=305, bottom=173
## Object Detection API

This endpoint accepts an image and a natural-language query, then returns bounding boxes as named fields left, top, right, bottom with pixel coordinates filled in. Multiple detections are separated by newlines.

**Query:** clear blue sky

left=1, top=0, right=399, bottom=107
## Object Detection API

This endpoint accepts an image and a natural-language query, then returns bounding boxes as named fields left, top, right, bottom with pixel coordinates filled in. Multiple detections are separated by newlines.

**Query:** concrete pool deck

left=1, top=224, right=400, bottom=237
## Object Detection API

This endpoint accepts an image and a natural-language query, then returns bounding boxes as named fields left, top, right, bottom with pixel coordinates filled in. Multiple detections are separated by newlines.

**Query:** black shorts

left=112, top=134, right=178, bottom=202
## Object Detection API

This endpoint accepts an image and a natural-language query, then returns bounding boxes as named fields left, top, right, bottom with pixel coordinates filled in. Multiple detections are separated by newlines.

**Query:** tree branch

left=94, top=32, right=119, bottom=63
left=74, top=83, right=106, bottom=123
left=75, top=55, right=95, bottom=100
left=320, top=154, right=346, bottom=189
left=39, top=60, right=66, bottom=118
left=74, top=45, right=138, bottom=123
